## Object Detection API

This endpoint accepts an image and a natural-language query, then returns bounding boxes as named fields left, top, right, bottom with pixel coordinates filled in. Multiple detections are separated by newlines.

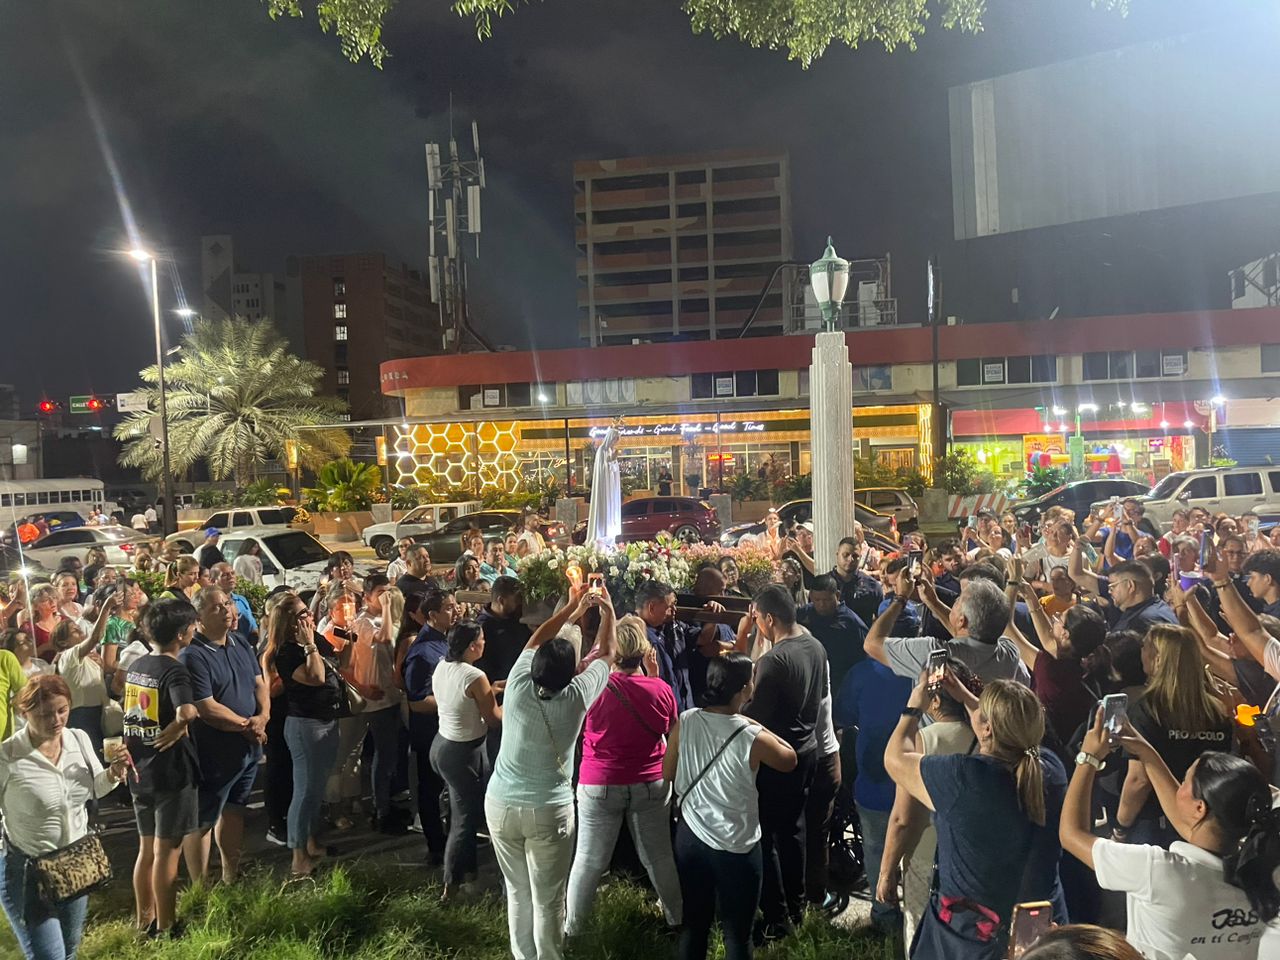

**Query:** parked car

left=719, top=498, right=899, bottom=550
left=167, top=506, right=297, bottom=550
left=571, top=497, right=721, bottom=546
left=361, top=501, right=482, bottom=560
left=410, top=510, right=568, bottom=566
left=1128, top=466, right=1280, bottom=529
left=853, top=487, right=919, bottom=533
left=0, top=510, right=90, bottom=547
left=1012, top=479, right=1150, bottom=530
left=20, top=525, right=150, bottom=569
left=0, top=545, right=50, bottom=580
left=216, top=527, right=345, bottom=601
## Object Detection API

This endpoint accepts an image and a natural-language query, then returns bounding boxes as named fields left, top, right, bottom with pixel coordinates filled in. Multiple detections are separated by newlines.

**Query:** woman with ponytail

left=1063, top=710, right=1278, bottom=960
left=662, top=652, right=796, bottom=960
left=884, top=677, right=1068, bottom=959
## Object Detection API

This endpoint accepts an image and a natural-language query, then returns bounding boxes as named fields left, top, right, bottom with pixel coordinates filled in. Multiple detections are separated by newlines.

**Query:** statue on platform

left=585, top=417, right=623, bottom=549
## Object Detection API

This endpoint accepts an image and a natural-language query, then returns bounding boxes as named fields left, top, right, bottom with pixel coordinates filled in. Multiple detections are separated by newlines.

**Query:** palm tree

left=114, top=318, right=351, bottom=487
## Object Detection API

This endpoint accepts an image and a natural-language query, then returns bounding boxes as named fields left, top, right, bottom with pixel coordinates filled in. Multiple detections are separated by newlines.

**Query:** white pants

left=485, top=795, right=575, bottom=960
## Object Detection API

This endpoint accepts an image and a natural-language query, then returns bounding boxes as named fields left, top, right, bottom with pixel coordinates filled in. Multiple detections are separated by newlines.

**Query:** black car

left=719, top=498, right=899, bottom=552
left=411, top=510, right=568, bottom=565
left=1012, top=479, right=1150, bottom=530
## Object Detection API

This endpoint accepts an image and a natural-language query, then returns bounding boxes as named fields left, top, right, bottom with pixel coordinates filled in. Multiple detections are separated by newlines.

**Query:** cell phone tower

left=425, top=117, right=493, bottom=353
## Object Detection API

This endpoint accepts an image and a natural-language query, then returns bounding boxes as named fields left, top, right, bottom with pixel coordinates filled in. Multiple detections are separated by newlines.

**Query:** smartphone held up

left=1009, top=901, right=1054, bottom=957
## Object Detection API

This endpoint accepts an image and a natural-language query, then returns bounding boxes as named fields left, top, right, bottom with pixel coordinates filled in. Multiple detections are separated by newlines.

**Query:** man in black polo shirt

left=476, top=576, right=531, bottom=760
left=1106, top=561, right=1179, bottom=634
left=745, top=584, right=828, bottom=939
left=832, top=536, right=883, bottom=627
left=396, top=544, right=441, bottom=598
left=179, top=588, right=269, bottom=883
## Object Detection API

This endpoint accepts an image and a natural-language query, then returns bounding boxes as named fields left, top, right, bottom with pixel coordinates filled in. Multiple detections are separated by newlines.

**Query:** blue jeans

left=284, top=716, right=339, bottom=850
left=0, top=842, right=89, bottom=960
left=674, top=820, right=761, bottom=960
left=855, top=803, right=901, bottom=929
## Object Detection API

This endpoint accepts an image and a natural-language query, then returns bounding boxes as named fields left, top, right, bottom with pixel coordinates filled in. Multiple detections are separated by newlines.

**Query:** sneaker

left=265, top=827, right=288, bottom=847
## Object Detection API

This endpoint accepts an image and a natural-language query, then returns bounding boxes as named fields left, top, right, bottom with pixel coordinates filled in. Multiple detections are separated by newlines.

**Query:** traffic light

left=86, top=396, right=106, bottom=412
left=37, top=399, right=62, bottom=416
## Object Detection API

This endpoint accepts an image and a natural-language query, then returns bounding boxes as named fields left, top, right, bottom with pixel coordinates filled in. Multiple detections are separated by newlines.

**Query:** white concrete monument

left=807, top=239, right=854, bottom=572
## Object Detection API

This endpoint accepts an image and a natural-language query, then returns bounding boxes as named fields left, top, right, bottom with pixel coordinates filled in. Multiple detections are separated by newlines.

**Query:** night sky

left=3, top=0, right=1276, bottom=412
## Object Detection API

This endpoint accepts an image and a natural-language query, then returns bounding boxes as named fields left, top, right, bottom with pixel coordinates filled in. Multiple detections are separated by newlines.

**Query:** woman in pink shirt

left=565, top=614, right=682, bottom=934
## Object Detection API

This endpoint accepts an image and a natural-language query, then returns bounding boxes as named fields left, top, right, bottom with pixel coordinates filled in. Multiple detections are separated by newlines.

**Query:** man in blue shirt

left=211, top=562, right=259, bottom=639
left=832, top=537, right=883, bottom=628
left=401, top=589, right=457, bottom=863
left=179, top=588, right=268, bottom=883
left=797, top=575, right=867, bottom=694
left=833, top=658, right=912, bottom=931
left=635, top=580, right=692, bottom=711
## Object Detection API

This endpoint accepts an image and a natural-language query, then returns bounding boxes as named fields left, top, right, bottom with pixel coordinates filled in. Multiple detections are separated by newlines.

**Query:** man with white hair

left=864, top=572, right=1030, bottom=686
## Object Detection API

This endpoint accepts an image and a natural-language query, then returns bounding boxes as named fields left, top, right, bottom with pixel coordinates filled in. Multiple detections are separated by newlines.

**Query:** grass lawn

left=6, top=863, right=902, bottom=960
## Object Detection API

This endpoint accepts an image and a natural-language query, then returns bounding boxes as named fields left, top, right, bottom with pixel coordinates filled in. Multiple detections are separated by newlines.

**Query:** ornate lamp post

left=809, top=236, right=851, bottom=330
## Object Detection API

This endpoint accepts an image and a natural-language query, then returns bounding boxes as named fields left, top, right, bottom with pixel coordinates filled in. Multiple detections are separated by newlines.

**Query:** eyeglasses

left=295, top=609, right=313, bottom=620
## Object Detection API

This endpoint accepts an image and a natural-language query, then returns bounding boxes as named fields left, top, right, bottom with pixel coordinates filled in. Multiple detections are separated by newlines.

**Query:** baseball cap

left=799, top=521, right=815, bottom=533
left=205, top=527, right=221, bottom=537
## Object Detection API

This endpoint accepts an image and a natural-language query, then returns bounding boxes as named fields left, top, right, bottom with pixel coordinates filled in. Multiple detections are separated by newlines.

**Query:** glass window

left=735, top=371, right=758, bottom=397
left=855, top=366, right=892, bottom=391
left=1268, top=471, right=1280, bottom=494
left=1224, top=472, right=1263, bottom=496
left=1082, top=352, right=1109, bottom=381
left=1263, top=345, right=1280, bottom=374
left=756, top=369, right=779, bottom=396
left=262, top=532, right=330, bottom=569
left=507, top=382, right=532, bottom=407
left=651, top=500, right=676, bottom=513
left=1232, top=271, right=1246, bottom=299
left=956, top=358, right=981, bottom=386
left=335, top=324, right=348, bottom=341
left=981, top=358, right=1005, bottom=385
left=256, top=509, right=285, bottom=525
left=621, top=501, right=648, bottom=518
left=334, top=303, right=347, bottom=319
left=1006, top=355, right=1031, bottom=384
left=1108, top=351, right=1134, bottom=379
left=1030, top=355, right=1057, bottom=383
left=207, top=512, right=230, bottom=528
left=337, top=369, right=350, bottom=385
left=1183, top=476, right=1218, bottom=500
left=691, top=374, right=714, bottom=399
left=1134, top=350, right=1161, bottom=379
left=333, top=278, right=345, bottom=297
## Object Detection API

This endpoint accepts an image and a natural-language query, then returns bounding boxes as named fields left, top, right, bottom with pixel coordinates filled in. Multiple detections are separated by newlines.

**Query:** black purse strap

left=679, top=715, right=749, bottom=809
left=605, top=678, right=664, bottom=740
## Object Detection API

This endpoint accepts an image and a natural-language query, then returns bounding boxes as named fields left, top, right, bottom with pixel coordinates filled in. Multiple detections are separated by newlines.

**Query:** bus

left=0, top=480, right=120, bottom=542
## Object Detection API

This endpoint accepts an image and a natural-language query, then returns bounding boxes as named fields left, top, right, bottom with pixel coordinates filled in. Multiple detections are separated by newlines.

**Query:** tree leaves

left=262, top=0, right=1126, bottom=68
left=112, top=317, right=351, bottom=485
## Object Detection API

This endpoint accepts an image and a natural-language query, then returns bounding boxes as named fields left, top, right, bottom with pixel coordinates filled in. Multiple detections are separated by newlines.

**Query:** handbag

left=28, top=736, right=113, bottom=904
left=677, top=714, right=749, bottom=810
left=342, top=678, right=368, bottom=715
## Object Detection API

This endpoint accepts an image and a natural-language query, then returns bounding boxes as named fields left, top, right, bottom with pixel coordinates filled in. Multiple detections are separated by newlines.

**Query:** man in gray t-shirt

left=865, top=573, right=1030, bottom=686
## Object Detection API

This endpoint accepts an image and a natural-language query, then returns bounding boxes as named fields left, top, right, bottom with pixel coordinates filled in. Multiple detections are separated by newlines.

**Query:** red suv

left=573, top=497, right=721, bottom=544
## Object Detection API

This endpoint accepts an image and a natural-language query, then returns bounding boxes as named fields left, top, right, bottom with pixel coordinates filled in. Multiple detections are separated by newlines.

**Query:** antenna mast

left=425, top=116, right=486, bottom=352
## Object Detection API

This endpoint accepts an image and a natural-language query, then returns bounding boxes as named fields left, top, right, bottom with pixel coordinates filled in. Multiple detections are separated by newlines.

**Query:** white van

left=1136, top=466, right=1280, bottom=528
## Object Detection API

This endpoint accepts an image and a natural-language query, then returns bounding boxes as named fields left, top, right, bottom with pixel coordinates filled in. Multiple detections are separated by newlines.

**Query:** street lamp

left=809, top=237, right=850, bottom=331
left=129, top=247, right=176, bottom=536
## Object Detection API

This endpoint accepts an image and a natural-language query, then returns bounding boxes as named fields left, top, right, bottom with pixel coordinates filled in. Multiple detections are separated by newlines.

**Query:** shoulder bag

left=605, top=678, right=665, bottom=740
left=28, top=734, right=113, bottom=904
left=677, top=714, right=749, bottom=810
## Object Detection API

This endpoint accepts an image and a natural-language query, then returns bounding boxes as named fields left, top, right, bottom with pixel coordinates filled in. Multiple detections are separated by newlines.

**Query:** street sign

left=116, top=392, right=149, bottom=414
left=69, top=395, right=109, bottom=414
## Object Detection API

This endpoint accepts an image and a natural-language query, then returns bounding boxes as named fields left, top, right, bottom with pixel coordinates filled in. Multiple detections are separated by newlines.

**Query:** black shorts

left=133, top=787, right=199, bottom=841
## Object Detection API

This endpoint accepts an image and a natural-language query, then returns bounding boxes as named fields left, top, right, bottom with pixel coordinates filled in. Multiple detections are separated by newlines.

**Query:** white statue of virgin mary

left=585, top=420, right=623, bottom=549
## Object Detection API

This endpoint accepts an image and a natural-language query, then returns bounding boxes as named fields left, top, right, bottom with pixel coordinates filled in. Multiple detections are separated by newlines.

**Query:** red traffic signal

left=37, top=400, right=60, bottom=415
left=86, top=397, right=106, bottom=412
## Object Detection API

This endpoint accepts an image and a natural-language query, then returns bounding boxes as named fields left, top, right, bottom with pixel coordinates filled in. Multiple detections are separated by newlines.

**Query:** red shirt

left=1033, top=653, right=1096, bottom=745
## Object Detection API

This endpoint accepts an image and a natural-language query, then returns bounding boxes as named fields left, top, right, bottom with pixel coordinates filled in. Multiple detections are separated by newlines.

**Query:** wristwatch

left=1075, top=751, right=1104, bottom=770
left=901, top=707, right=924, bottom=720
left=1213, top=580, right=1232, bottom=590
left=302, top=644, right=318, bottom=656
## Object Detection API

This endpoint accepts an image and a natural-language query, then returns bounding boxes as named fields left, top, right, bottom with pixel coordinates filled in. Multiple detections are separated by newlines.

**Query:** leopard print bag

left=29, top=735, right=112, bottom=903
left=30, top=832, right=112, bottom=903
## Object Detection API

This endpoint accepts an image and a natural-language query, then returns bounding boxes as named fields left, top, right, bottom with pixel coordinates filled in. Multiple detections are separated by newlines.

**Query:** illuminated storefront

left=387, top=405, right=931, bottom=494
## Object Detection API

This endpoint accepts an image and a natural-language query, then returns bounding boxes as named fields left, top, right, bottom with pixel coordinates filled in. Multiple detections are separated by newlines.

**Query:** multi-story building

left=299, top=253, right=443, bottom=421
left=575, top=150, right=794, bottom=345
left=200, top=235, right=287, bottom=325
left=379, top=305, right=1280, bottom=494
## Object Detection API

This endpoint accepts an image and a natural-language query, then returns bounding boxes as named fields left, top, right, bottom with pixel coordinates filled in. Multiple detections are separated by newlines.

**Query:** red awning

left=952, top=402, right=1209, bottom=437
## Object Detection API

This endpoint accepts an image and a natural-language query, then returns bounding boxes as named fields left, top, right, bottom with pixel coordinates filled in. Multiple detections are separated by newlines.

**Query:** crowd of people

left=2, top=497, right=1280, bottom=960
